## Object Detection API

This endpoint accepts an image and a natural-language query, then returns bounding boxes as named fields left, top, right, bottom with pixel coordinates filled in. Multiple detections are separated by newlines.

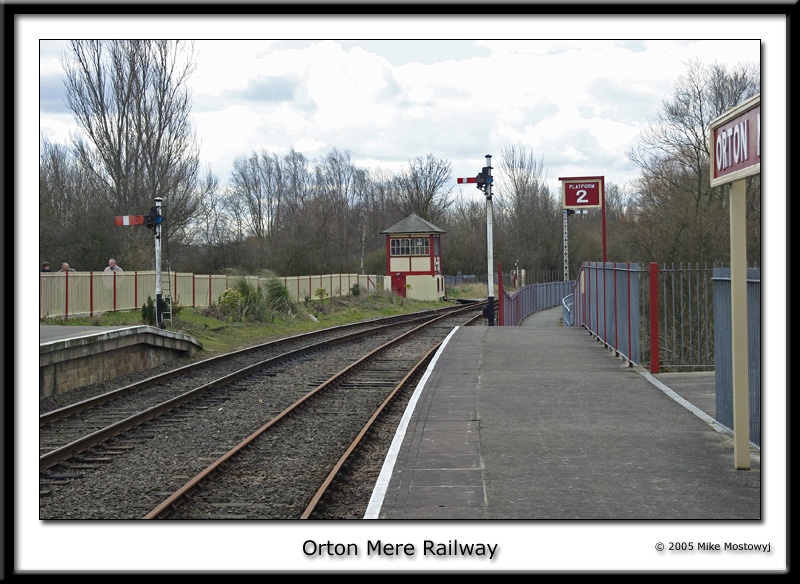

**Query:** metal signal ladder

left=161, top=268, right=173, bottom=327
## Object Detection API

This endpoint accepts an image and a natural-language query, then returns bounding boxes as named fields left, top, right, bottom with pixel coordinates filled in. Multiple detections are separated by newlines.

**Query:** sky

left=16, top=13, right=788, bottom=576
left=37, top=34, right=761, bottom=198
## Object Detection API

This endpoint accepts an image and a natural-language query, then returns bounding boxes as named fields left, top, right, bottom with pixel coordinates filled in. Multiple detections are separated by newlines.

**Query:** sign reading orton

left=709, top=93, right=760, bottom=187
left=559, top=176, right=604, bottom=209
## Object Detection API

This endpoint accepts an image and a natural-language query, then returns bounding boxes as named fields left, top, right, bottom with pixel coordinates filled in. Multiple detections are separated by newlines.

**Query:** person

left=40, top=262, right=52, bottom=272
left=104, top=258, right=123, bottom=273
left=59, top=262, right=76, bottom=272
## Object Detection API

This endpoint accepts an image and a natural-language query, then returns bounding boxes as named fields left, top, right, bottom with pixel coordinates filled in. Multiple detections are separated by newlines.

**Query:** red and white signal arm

left=114, top=215, right=145, bottom=226
left=559, top=176, right=604, bottom=209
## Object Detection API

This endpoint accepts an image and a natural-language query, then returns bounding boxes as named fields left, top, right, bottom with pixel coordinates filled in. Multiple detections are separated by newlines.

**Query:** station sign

left=709, top=93, right=760, bottom=187
left=559, top=176, right=604, bottom=209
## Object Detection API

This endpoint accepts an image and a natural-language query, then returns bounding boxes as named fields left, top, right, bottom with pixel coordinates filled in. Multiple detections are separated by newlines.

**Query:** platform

left=39, top=325, right=201, bottom=398
left=366, top=307, right=760, bottom=520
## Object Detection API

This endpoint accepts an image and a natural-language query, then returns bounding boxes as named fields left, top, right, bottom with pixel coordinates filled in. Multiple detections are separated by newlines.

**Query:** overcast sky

left=37, top=31, right=763, bottom=197
left=18, top=13, right=787, bottom=575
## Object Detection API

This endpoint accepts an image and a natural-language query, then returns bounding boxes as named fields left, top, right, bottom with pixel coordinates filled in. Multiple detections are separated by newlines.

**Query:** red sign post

left=559, top=175, right=606, bottom=262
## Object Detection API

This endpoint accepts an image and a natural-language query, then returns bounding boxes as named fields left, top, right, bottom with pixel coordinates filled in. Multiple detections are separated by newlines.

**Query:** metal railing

left=500, top=281, right=574, bottom=326
left=564, top=261, right=761, bottom=447
left=567, top=261, right=733, bottom=372
left=562, top=293, right=574, bottom=327
left=712, top=267, right=762, bottom=447
left=572, top=261, right=642, bottom=365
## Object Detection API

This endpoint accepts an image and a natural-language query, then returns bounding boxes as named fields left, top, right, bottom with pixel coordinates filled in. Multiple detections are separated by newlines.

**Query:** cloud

left=37, top=36, right=762, bottom=197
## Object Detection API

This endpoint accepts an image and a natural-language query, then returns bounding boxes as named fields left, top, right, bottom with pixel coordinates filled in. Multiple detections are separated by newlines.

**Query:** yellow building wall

left=410, top=256, right=431, bottom=271
left=388, top=257, right=411, bottom=273
left=405, top=275, right=445, bottom=301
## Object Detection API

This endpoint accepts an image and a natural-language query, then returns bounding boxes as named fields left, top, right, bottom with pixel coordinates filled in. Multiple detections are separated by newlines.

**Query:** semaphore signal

left=457, top=155, right=496, bottom=325
left=114, top=215, right=146, bottom=226
left=457, top=168, right=493, bottom=192
left=113, top=198, right=167, bottom=328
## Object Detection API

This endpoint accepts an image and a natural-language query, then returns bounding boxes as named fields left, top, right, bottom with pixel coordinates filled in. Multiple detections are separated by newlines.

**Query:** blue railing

left=500, top=281, right=574, bottom=326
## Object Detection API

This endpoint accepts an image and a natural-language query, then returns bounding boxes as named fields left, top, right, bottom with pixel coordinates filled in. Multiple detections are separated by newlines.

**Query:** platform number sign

left=560, top=176, right=603, bottom=209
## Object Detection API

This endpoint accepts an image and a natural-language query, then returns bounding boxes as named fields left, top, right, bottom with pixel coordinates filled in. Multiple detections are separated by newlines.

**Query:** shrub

left=169, top=298, right=182, bottom=318
left=217, top=287, right=245, bottom=320
left=264, top=277, right=297, bottom=316
left=350, top=282, right=361, bottom=297
left=231, top=278, right=269, bottom=321
left=142, top=297, right=156, bottom=326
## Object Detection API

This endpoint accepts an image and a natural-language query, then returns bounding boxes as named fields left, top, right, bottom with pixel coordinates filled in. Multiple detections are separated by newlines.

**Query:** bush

left=214, top=276, right=300, bottom=322
left=217, top=287, right=246, bottom=321
left=142, top=297, right=156, bottom=326
left=263, top=277, right=297, bottom=316
left=231, top=278, right=269, bottom=321
left=169, top=298, right=182, bottom=318
left=350, top=283, right=361, bottom=297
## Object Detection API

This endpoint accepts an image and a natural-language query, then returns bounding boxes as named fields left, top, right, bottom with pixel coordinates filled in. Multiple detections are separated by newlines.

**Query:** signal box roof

left=381, top=213, right=446, bottom=235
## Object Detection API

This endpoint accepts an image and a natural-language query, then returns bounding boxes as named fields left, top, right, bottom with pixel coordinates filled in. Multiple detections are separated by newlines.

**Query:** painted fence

left=39, top=271, right=381, bottom=319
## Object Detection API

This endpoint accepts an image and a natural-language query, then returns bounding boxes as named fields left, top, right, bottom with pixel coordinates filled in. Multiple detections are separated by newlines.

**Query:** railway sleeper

left=72, top=456, right=114, bottom=463
left=40, top=471, right=84, bottom=480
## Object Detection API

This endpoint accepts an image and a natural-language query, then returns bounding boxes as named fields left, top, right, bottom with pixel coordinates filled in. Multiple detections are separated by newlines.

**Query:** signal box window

left=391, top=238, right=429, bottom=256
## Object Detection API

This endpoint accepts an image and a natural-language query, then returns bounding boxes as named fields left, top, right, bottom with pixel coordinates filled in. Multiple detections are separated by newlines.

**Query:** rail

left=562, top=293, right=574, bottom=327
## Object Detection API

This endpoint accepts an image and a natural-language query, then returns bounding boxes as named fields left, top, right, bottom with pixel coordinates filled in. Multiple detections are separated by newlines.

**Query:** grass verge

left=40, top=289, right=479, bottom=358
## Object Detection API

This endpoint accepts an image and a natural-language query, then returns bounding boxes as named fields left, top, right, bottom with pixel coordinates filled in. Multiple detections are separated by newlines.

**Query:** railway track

left=39, top=303, right=483, bottom=519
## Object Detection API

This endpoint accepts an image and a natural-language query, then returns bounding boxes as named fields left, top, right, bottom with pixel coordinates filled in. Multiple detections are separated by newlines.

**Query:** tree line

left=40, top=41, right=761, bottom=281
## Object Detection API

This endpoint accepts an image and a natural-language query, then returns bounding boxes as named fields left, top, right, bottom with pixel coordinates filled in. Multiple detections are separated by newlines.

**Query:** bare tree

left=313, top=148, right=363, bottom=272
left=498, top=143, right=549, bottom=208
left=355, top=168, right=400, bottom=275
left=188, top=166, right=226, bottom=247
left=626, top=58, right=758, bottom=207
left=495, top=143, right=560, bottom=274
left=221, top=186, right=248, bottom=244
left=39, top=136, right=107, bottom=268
left=394, top=153, right=453, bottom=224
left=625, top=58, right=760, bottom=264
left=61, top=40, right=201, bottom=267
left=229, top=149, right=284, bottom=242
left=440, top=194, right=490, bottom=276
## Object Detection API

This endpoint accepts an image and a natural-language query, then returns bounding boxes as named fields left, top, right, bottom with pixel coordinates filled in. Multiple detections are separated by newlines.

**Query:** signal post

left=458, top=155, right=495, bottom=325
left=148, top=198, right=165, bottom=328
left=114, top=198, right=166, bottom=328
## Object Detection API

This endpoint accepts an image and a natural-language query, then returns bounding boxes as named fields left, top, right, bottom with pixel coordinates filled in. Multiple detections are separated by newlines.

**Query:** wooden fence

left=39, top=271, right=381, bottom=319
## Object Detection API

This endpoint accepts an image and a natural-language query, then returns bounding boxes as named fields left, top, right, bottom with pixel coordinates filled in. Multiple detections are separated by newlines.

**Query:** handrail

left=562, top=293, right=573, bottom=327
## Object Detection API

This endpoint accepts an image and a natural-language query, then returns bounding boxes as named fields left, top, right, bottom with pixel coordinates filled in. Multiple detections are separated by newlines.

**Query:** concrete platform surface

left=368, top=307, right=760, bottom=520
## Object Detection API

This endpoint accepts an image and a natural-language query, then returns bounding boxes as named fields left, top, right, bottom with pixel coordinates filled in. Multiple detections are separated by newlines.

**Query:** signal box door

left=391, top=275, right=407, bottom=297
